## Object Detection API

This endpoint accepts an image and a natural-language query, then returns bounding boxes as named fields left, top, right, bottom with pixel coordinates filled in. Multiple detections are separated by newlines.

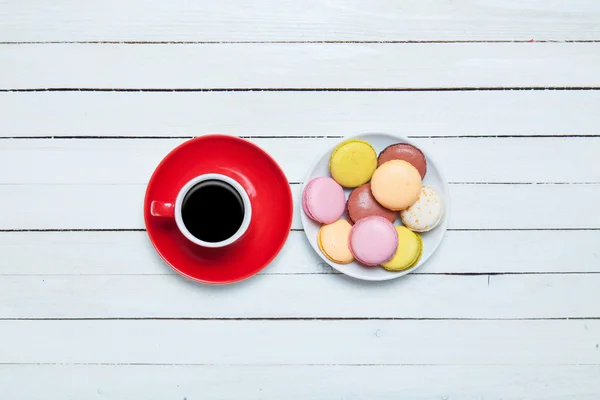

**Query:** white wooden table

left=1, top=1, right=599, bottom=398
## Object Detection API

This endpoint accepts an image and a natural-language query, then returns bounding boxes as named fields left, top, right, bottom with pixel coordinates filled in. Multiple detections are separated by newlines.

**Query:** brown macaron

left=347, top=183, right=397, bottom=224
left=344, top=199, right=354, bottom=225
left=377, top=143, right=427, bottom=179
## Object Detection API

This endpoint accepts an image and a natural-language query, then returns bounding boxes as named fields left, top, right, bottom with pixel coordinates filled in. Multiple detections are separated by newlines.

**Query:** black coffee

left=181, top=180, right=245, bottom=243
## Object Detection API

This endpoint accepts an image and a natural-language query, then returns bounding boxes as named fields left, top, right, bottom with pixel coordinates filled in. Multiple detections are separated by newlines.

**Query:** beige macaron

left=400, top=186, right=444, bottom=232
left=370, top=160, right=422, bottom=211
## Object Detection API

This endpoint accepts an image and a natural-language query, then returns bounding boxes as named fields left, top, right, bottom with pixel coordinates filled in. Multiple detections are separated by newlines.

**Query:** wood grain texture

left=0, top=365, right=599, bottom=400
left=1, top=137, right=598, bottom=184
left=1, top=365, right=599, bottom=400
left=1, top=230, right=598, bottom=275
left=2, top=43, right=600, bottom=89
left=1, top=274, right=599, bottom=318
left=1, top=91, right=598, bottom=138
left=0, top=183, right=597, bottom=230
left=1, top=0, right=599, bottom=41
left=1, top=320, right=598, bottom=364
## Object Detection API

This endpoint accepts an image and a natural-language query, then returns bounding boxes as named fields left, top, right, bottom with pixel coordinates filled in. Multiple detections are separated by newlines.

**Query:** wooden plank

left=1, top=230, right=599, bottom=275
left=2, top=91, right=598, bottom=138
left=0, top=183, right=597, bottom=230
left=0, top=274, right=598, bottom=318
left=1, top=137, right=599, bottom=184
left=2, top=0, right=599, bottom=41
left=3, top=43, right=600, bottom=89
left=0, top=364, right=598, bottom=399
left=0, top=320, right=598, bottom=364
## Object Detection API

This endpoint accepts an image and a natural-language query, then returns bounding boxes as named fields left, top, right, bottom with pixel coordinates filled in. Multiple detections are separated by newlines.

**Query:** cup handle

left=150, top=201, right=175, bottom=218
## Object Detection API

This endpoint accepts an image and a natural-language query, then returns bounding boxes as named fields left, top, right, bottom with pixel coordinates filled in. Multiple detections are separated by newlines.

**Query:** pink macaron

left=302, top=177, right=346, bottom=224
left=348, top=216, right=398, bottom=266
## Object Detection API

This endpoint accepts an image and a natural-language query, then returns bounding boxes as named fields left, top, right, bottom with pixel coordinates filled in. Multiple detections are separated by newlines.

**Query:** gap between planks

left=0, top=183, right=598, bottom=186
left=3, top=87, right=600, bottom=92
left=1, top=317, right=600, bottom=321
left=3, top=40, right=600, bottom=45
left=0, top=272, right=598, bottom=277
left=2, top=363, right=598, bottom=366
left=1, top=135, right=600, bottom=139
left=1, top=228, right=599, bottom=232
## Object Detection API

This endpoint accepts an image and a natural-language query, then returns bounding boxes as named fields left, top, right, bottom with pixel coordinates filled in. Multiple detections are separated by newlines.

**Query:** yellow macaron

left=318, top=219, right=354, bottom=264
left=329, top=140, right=377, bottom=188
left=381, top=226, right=423, bottom=271
left=370, top=160, right=422, bottom=210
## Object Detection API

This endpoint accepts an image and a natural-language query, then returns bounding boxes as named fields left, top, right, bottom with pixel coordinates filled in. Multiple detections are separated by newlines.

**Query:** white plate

left=300, top=133, right=450, bottom=281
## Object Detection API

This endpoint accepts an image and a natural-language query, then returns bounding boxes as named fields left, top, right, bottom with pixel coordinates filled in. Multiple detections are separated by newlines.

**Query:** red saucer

left=144, top=135, right=293, bottom=284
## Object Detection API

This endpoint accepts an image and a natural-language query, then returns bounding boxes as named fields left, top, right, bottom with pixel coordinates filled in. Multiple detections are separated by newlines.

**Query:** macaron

left=344, top=199, right=354, bottom=225
left=347, top=183, right=397, bottom=224
left=400, top=186, right=444, bottom=232
left=302, top=177, right=346, bottom=224
left=329, top=140, right=377, bottom=188
left=318, top=219, right=354, bottom=264
left=381, top=226, right=423, bottom=271
left=378, top=143, right=427, bottom=179
left=348, top=216, right=398, bottom=266
left=370, top=160, right=422, bottom=211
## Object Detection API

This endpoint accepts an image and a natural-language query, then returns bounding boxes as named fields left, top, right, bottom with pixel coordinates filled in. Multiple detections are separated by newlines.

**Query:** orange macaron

left=370, top=160, right=422, bottom=211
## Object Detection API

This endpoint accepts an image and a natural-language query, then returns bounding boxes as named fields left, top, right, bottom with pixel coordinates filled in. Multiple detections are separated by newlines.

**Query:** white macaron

left=400, top=186, right=443, bottom=232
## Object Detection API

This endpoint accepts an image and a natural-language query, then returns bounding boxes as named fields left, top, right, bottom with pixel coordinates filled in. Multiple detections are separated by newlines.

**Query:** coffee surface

left=181, top=180, right=245, bottom=242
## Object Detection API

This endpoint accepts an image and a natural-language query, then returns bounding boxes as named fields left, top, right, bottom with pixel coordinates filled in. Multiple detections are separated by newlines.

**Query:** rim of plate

left=300, top=132, right=451, bottom=281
